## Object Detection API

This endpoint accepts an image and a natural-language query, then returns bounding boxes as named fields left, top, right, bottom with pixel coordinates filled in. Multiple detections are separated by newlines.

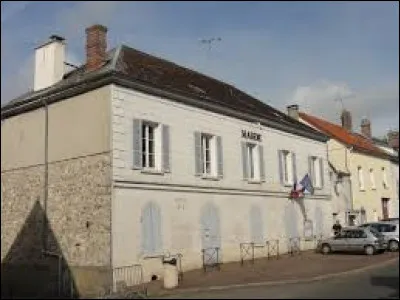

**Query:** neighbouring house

left=290, top=106, right=398, bottom=226
left=1, top=25, right=332, bottom=297
left=372, top=131, right=399, bottom=219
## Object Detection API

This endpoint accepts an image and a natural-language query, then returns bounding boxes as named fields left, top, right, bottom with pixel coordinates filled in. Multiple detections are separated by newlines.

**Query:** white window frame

left=369, top=168, right=376, bottom=190
left=246, top=142, right=260, bottom=182
left=141, top=121, right=161, bottom=171
left=201, top=133, right=217, bottom=177
left=282, top=150, right=293, bottom=185
left=358, top=166, right=365, bottom=191
left=310, top=156, right=322, bottom=188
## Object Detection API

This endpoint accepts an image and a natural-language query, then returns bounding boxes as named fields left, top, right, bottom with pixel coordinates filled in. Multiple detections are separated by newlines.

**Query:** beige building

left=1, top=25, right=333, bottom=297
left=290, top=106, right=398, bottom=226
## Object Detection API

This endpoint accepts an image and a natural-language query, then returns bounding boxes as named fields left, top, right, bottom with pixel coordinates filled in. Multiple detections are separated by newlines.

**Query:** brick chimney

left=286, top=104, right=299, bottom=120
left=387, top=130, right=399, bottom=151
left=360, top=117, right=371, bottom=139
left=340, top=109, right=352, bottom=131
left=85, top=24, right=108, bottom=72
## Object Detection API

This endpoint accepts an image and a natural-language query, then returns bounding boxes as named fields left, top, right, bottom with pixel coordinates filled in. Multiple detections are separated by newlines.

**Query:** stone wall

left=1, top=153, right=112, bottom=297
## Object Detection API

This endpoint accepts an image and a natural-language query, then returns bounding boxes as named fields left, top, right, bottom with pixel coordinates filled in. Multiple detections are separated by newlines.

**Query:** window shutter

left=133, top=119, right=143, bottom=169
left=278, top=150, right=284, bottom=185
left=308, top=156, right=313, bottom=183
left=216, top=136, right=223, bottom=178
left=162, top=125, right=170, bottom=173
left=319, top=157, right=324, bottom=187
left=194, top=132, right=202, bottom=176
left=292, top=152, right=297, bottom=183
left=259, top=145, right=265, bottom=182
left=242, top=142, right=249, bottom=180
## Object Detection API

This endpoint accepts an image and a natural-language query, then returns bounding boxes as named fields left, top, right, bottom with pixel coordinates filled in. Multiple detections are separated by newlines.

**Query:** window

left=195, top=132, right=223, bottom=178
left=309, top=156, right=323, bottom=188
left=133, top=119, right=170, bottom=173
left=279, top=150, right=295, bottom=185
left=201, top=134, right=214, bottom=175
left=358, top=166, right=365, bottom=191
left=382, top=167, right=388, bottom=189
left=142, top=122, right=157, bottom=169
left=243, top=142, right=265, bottom=182
left=370, top=168, right=376, bottom=190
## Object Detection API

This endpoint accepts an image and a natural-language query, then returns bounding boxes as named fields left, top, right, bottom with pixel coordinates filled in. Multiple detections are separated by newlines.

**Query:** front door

left=381, top=198, right=390, bottom=220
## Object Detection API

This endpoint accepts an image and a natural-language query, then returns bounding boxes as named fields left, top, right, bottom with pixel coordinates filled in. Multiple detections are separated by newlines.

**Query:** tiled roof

left=2, top=45, right=327, bottom=141
left=299, top=112, right=389, bottom=159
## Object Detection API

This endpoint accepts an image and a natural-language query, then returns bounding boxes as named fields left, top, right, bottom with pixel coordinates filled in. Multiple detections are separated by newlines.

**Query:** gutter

left=1, top=71, right=328, bottom=143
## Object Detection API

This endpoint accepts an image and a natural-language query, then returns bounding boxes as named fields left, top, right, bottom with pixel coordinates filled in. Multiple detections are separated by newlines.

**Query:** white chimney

left=33, top=35, right=65, bottom=91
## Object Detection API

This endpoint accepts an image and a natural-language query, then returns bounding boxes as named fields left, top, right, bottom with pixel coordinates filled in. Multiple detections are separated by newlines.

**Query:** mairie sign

left=241, top=130, right=262, bottom=142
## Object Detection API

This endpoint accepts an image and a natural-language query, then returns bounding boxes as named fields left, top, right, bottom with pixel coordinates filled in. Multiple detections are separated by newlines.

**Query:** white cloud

left=289, top=80, right=399, bottom=137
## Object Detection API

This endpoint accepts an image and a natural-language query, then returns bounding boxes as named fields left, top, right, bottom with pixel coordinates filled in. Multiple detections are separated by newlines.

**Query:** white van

left=359, top=222, right=399, bottom=251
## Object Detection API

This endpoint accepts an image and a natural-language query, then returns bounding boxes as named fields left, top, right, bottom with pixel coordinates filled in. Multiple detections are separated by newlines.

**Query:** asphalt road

left=158, top=260, right=399, bottom=299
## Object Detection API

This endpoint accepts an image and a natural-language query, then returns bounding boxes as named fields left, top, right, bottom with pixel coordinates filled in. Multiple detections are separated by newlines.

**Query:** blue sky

left=1, top=1, right=399, bottom=136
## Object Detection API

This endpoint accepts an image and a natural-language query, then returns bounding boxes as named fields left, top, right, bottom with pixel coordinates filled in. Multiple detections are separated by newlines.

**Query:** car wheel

left=321, top=244, right=331, bottom=254
left=364, top=245, right=375, bottom=255
left=388, top=240, right=399, bottom=252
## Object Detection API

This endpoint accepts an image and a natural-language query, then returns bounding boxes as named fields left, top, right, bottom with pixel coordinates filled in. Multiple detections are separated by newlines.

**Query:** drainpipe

left=41, top=98, right=49, bottom=252
left=346, top=146, right=354, bottom=223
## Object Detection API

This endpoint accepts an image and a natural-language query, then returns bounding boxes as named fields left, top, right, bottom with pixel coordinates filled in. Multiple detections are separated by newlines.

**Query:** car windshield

left=369, top=227, right=382, bottom=238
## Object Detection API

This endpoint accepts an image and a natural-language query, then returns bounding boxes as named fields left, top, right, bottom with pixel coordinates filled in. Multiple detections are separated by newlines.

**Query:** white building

left=1, top=25, right=333, bottom=296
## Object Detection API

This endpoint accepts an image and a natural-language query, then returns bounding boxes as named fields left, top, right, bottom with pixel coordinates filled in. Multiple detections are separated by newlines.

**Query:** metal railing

left=112, top=264, right=146, bottom=296
left=266, top=239, right=280, bottom=259
left=201, top=247, right=221, bottom=272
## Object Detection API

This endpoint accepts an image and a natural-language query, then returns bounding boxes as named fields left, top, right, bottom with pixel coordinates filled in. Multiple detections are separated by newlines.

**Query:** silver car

left=317, top=227, right=387, bottom=255
left=359, top=222, right=399, bottom=252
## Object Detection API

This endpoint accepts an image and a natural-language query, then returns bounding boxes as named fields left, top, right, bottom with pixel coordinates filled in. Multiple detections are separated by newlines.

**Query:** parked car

left=359, top=222, right=399, bottom=252
left=317, top=227, right=387, bottom=255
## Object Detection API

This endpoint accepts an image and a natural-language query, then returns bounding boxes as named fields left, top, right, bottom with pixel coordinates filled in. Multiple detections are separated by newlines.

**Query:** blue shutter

left=200, top=203, right=221, bottom=249
left=250, top=205, right=264, bottom=244
left=278, top=150, right=284, bottom=185
left=162, top=125, right=170, bottom=173
left=259, top=145, right=265, bottom=182
left=242, top=142, right=249, bottom=180
left=216, top=136, right=223, bottom=178
left=141, top=202, right=162, bottom=255
left=194, top=132, right=202, bottom=176
left=133, top=119, right=143, bottom=169
left=292, top=152, right=297, bottom=183
left=319, top=157, right=324, bottom=188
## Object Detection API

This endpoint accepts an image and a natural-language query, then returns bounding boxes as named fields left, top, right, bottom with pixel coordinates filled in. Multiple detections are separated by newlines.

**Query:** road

left=158, top=260, right=399, bottom=299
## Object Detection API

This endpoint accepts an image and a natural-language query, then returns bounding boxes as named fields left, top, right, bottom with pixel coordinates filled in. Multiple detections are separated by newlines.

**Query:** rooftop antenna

left=199, top=37, right=222, bottom=51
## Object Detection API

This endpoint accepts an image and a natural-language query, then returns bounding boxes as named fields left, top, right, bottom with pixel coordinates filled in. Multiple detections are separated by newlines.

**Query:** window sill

left=201, top=175, right=221, bottom=181
left=359, top=188, right=366, bottom=192
left=248, top=179, right=263, bottom=184
left=371, top=187, right=376, bottom=190
left=141, top=169, right=165, bottom=175
left=284, top=183, right=294, bottom=187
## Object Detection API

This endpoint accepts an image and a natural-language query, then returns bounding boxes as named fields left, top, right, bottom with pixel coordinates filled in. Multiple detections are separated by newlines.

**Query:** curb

left=150, top=256, right=399, bottom=298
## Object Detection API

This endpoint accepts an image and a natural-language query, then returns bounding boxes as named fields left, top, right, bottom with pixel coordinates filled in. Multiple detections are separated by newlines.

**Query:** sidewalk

left=146, top=251, right=399, bottom=297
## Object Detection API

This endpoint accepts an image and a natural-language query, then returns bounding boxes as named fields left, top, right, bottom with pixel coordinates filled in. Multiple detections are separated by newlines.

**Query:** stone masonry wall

left=1, top=153, right=112, bottom=297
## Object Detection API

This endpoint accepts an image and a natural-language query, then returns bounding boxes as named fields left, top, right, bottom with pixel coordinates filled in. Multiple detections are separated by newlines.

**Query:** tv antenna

left=199, top=37, right=222, bottom=51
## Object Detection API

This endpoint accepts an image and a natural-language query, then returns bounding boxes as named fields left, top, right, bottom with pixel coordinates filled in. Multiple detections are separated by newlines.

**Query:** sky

left=1, top=1, right=399, bottom=137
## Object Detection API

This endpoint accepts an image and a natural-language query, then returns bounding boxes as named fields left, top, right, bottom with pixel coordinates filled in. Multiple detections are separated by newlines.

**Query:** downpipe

left=41, top=98, right=49, bottom=252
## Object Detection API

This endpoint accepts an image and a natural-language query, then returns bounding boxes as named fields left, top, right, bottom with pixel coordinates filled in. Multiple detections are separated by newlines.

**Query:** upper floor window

left=242, top=142, right=265, bottom=183
left=133, top=119, right=170, bottom=173
left=142, top=122, right=157, bottom=169
left=195, top=132, right=223, bottom=178
left=278, top=150, right=296, bottom=186
left=308, top=156, right=324, bottom=188
left=369, top=168, right=376, bottom=190
left=358, top=166, right=365, bottom=191
left=382, top=167, right=389, bottom=189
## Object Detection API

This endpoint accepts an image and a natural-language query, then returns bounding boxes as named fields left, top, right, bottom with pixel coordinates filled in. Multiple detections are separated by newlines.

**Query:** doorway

left=381, top=198, right=390, bottom=220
